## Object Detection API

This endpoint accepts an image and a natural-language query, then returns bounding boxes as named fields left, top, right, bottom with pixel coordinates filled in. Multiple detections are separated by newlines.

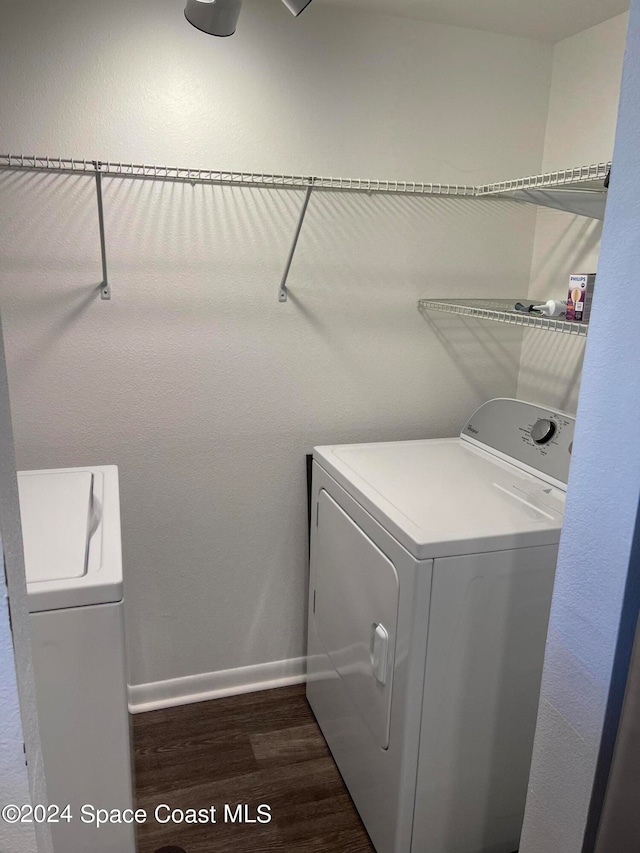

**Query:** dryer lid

left=18, top=470, right=94, bottom=583
left=314, top=438, right=566, bottom=559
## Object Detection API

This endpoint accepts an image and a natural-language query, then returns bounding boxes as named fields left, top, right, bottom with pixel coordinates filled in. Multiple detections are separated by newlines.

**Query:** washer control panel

left=461, top=398, right=575, bottom=488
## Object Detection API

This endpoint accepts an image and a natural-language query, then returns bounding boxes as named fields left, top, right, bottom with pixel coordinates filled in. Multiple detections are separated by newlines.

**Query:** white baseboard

left=128, top=656, right=307, bottom=714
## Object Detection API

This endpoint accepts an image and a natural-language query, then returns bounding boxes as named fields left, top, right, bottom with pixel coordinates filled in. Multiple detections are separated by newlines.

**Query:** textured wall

left=0, top=299, right=52, bottom=851
left=0, top=562, right=38, bottom=853
left=517, top=12, right=628, bottom=414
left=520, top=2, right=640, bottom=850
left=0, top=0, right=553, bottom=687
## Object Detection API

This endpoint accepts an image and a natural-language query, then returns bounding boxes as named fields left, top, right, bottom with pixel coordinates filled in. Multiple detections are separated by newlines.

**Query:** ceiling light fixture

left=184, top=0, right=242, bottom=37
left=185, top=0, right=313, bottom=37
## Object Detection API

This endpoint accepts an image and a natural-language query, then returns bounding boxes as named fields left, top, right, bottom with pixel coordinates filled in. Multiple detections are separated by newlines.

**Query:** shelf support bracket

left=93, top=162, right=111, bottom=300
left=278, top=183, right=313, bottom=303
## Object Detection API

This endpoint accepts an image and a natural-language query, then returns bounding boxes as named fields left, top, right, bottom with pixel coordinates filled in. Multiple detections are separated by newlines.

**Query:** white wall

left=520, top=1, right=640, bottom=848
left=517, top=12, right=628, bottom=413
left=0, top=0, right=552, bottom=692
left=0, top=305, right=52, bottom=852
left=0, top=561, right=38, bottom=853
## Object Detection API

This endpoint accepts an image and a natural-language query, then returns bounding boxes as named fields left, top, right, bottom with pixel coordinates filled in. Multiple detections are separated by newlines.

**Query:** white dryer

left=18, top=465, right=136, bottom=853
left=306, top=399, right=575, bottom=853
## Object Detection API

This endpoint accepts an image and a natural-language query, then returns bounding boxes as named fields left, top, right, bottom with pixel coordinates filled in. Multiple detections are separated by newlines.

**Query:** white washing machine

left=306, top=398, right=575, bottom=853
left=18, top=465, right=136, bottom=853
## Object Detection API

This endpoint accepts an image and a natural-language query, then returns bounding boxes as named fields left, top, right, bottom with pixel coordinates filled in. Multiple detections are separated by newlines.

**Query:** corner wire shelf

left=476, top=161, right=610, bottom=195
left=418, top=299, right=589, bottom=337
left=477, top=161, right=611, bottom=221
left=0, top=154, right=610, bottom=302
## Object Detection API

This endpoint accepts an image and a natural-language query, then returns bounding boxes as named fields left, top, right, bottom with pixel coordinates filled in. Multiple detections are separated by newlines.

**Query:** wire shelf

left=418, top=299, right=589, bottom=336
left=0, top=154, right=610, bottom=201
left=0, top=154, right=476, bottom=196
left=0, top=154, right=611, bottom=303
left=476, top=162, right=610, bottom=196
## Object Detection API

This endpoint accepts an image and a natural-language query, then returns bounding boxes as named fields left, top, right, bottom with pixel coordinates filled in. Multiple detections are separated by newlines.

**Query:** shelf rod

left=278, top=184, right=313, bottom=303
left=93, top=164, right=111, bottom=300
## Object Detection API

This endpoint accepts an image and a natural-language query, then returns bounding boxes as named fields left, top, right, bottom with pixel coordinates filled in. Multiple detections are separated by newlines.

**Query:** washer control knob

left=530, top=418, right=556, bottom=445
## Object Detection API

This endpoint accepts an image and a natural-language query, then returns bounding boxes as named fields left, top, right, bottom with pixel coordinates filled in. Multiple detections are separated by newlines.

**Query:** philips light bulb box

left=566, top=273, right=595, bottom=322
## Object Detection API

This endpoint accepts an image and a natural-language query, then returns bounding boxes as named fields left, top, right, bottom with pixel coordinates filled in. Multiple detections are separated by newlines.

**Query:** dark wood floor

left=133, top=684, right=376, bottom=853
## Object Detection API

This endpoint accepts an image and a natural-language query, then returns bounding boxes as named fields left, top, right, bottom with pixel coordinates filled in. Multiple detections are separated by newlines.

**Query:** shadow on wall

left=8, top=285, right=99, bottom=384
left=518, top=329, right=586, bottom=414
left=419, top=309, right=525, bottom=405
left=532, top=214, right=602, bottom=286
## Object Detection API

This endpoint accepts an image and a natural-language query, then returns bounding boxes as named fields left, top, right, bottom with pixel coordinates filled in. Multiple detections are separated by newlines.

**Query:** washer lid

left=314, top=438, right=566, bottom=559
left=18, top=465, right=123, bottom=613
left=18, top=470, right=94, bottom=583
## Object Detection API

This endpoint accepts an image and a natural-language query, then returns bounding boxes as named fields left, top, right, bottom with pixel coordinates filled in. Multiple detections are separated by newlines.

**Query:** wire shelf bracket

left=278, top=183, right=313, bottom=303
left=93, top=163, right=111, bottom=300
